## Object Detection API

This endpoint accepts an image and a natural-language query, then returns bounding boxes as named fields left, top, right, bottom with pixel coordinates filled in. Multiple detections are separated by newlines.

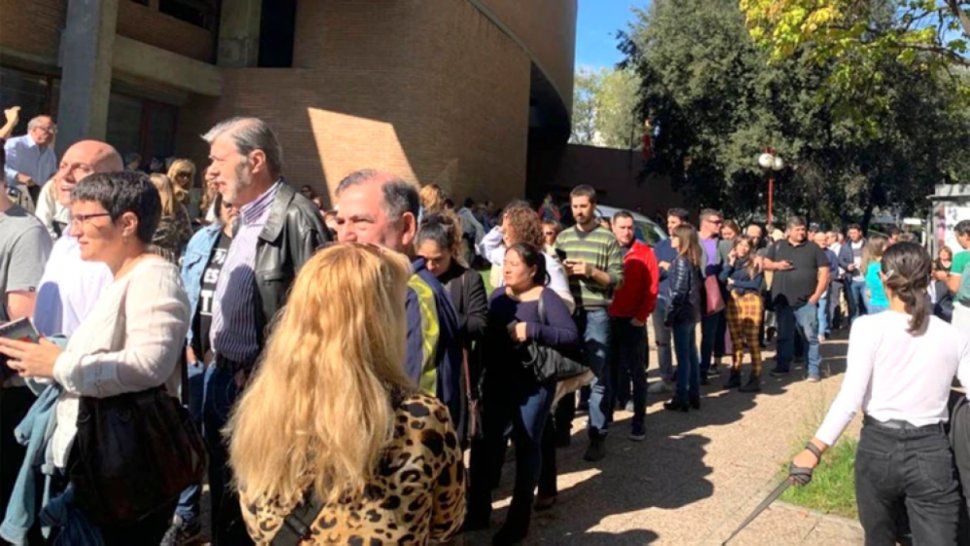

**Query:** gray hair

left=335, top=169, right=419, bottom=220
left=201, top=117, right=283, bottom=175
left=786, top=215, right=807, bottom=229
left=27, top=116, right=54, bottom=131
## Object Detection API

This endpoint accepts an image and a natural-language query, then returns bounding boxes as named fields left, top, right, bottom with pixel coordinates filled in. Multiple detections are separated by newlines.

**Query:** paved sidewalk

left=466, top=333, right=864, bottom=545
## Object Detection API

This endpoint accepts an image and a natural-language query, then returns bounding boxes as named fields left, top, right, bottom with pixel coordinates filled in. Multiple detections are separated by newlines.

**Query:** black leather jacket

left=664, top=256, right=702, bottom=326
left=251, top=181, right=330, bottom=346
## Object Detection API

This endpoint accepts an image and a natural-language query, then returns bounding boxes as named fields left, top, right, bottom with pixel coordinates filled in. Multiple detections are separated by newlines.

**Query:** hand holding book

left=0, top=318, right=61, bottom=379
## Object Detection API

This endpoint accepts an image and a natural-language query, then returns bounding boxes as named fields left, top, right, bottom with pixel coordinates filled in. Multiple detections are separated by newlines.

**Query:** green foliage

left=781, top=438, right=859, bottom=519
left=570, top=67, right=641, bottom=148
left=620, top=0, right=970, bottom=226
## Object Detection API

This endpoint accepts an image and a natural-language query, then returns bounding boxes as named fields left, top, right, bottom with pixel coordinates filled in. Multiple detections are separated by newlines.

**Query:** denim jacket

left=179, top=223, right=223, bottom=346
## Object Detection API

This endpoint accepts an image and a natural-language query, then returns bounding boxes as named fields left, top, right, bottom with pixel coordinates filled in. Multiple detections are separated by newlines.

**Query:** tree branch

left=945, top=0, right=970, bottom=37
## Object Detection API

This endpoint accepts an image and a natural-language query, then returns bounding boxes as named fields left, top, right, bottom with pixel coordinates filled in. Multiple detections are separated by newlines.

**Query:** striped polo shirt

left=555, top=224, right=625, bottom=309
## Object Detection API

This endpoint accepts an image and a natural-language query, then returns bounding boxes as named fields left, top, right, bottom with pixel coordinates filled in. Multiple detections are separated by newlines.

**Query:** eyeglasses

left=706, top=218, right=723, bottom=224
left=70, top=212, right=111, bottom=228
left=35, top=126, right=57, bottom=135
left=175, top=172, right=192, bottom=177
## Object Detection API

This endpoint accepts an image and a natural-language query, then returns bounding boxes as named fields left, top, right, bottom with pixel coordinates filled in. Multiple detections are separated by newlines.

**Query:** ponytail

left=881, top=242, right=931, bottom=334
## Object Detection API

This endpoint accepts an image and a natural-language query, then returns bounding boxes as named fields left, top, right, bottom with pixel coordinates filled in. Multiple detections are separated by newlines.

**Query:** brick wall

left=177, top=0, right=532, bottom=208
left=528, top=143, right=685, bottom=221
left=116, top=1, right=213, bottom=62
left=477, top=0, right=577, bottom=113
left=0, top=0, right=65, bottom=61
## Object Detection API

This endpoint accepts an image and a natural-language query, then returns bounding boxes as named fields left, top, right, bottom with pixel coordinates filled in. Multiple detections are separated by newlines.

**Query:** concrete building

left=0, top=0, right=577, bottom=206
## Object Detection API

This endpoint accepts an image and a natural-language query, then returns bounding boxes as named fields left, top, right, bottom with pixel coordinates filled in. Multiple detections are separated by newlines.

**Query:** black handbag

left=520, top=294, right=588, bottom=383
left=69, top=358, right=207, bottom=525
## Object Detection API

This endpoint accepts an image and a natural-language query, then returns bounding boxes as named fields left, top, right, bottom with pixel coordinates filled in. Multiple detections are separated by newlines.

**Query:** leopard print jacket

left=240, top=393, right=466, bottom=544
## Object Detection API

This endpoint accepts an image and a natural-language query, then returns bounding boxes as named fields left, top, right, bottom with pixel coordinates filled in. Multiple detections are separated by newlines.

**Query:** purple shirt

left=209, top=181, right=280, bottom=363
left=701, top=236, right=718, bottom=277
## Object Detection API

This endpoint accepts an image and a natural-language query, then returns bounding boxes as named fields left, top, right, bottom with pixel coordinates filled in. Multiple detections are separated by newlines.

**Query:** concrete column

left=218, top=0, right=261, bottom=67
left=56, top=0, right=118, bottom=155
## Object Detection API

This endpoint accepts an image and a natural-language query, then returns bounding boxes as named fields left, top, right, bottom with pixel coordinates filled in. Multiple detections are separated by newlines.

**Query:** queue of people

left=0, top=109, right=968, bottom=546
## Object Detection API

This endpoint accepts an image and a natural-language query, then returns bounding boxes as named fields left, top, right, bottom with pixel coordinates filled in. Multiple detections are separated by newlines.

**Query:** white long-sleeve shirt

left=31, top=179, right=69, bottom=240
left=815, top=311, right=970, bottom=446
left=50, top=257, right=190, bottom=467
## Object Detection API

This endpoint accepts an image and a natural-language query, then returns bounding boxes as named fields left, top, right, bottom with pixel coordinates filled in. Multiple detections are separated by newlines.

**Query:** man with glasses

left=698, top=208, right=726, bottom=383
left=4, top=115, right=58, bottom=210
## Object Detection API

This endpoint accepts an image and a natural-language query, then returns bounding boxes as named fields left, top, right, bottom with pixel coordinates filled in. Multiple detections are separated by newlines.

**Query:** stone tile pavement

left=464, top=333, right=865, bottom=545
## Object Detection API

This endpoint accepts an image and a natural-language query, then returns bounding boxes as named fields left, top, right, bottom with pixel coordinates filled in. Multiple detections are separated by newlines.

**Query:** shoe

left=624, top=400, right=635, bottom=412
left=766, top=327, right=776, bottom=341
left=161, top=515, right=202, bottom=546
left=818, top=335, right=826, bottom=343
left=492, top=523, right=528, bottom=545
left=689, top=395, right=701, bottom=410
left=724, top=371, right=741, bottom=389
left=647, top=380, right=673, bottom=394
left=629, top=423, right=646, bottom=441
left=534, top=495, right=557, bottom=511
left=769, top=368, right=790, bottom=377
left=739, top=377, right=761, bottom=392
left=663, top=398, right=689, bottom=412
left=807, top=374, right=821, bottom=383
left=583, top=437, right=606, bottom=462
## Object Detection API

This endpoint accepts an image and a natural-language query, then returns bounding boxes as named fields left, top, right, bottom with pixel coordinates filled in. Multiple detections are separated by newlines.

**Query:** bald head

left=55, top=140, right=123, bottom=206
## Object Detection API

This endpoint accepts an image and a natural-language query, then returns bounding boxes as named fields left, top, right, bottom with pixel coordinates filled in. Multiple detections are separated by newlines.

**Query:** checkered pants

left=725, top=291, right=763, bottom=377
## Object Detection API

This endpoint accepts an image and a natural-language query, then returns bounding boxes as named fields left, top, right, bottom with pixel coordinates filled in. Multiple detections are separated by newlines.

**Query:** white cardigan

left=50, top=256, right=190, bottom=468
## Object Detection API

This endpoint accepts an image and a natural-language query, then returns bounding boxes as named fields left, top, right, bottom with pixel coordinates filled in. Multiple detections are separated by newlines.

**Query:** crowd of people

left=0, top=109, right=968, bottom=546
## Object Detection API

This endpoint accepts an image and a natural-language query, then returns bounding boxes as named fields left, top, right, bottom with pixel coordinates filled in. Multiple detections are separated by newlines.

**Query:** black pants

left=949, top=395, right=970, bottom=544
left=1, top=386, right=35, bottom=520
left=855, top=418, right=962, bottom=545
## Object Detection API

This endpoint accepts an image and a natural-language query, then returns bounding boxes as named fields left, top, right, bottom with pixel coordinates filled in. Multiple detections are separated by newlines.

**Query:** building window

left=258, top=0, right=296, bottom=67
left=0, top=66, right=59, bottom=129
left=106, top=93, right=178, bottom=171
left=159, top=0, right=220, bottom=31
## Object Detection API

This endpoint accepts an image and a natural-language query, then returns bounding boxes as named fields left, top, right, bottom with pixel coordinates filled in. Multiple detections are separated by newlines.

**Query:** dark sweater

left=483, top=288, right=579, bottom=379
left=718, top=258, right=764, bottom=295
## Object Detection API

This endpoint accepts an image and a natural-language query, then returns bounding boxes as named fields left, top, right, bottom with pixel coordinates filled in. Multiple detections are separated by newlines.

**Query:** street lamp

left=758, top=148, right=784, bottom=227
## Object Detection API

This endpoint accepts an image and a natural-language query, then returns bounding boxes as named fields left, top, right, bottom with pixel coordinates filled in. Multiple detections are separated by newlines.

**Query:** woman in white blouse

left=0, top=171, right=190, bottom=544
left=790, top=242, right=970, bottom=545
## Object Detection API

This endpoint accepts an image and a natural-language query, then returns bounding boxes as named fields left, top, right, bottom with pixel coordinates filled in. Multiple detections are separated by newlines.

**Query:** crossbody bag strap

left=271, top=491, right=327, bottom=546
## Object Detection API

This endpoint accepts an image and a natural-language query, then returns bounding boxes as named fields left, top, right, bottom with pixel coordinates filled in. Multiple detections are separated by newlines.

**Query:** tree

left=620, top=0, right=970, bottom=228
left=739, top=1, right=970, bottom=106
left=570, top=67, right=641, bottom=148
left=570, top=68, right=599, bottom=145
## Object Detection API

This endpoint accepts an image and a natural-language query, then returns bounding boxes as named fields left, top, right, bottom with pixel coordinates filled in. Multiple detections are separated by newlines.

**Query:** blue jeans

left=610, top=317, right=647, bottom=429
left=468, top=376, right=554, bottom=530
left=700, top=310, right=725, bottom=374
left=672, top=321, right=700, bottom=403
left=578, top=308, right=612, bottom=437
left=202, top=364, right=251, bottom=545
left=848, top=278, right=867, bottom=323
left=174, top=361, right=210, bottom=524
left=817, top=289, right=830, bottom=337
left=775, top=301, right=821, bottom=376
left=651, top=298, right=674, bottom=381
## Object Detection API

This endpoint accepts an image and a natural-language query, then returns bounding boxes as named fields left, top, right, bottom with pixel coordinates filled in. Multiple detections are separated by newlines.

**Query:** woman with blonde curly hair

left=166, top=159, right=194, bottom=206
left=228, top=243, right=466, bottom=545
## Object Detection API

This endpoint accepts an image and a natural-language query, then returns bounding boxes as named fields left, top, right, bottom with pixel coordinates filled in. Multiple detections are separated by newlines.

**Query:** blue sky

left=575, top=0, right=651, bottom=71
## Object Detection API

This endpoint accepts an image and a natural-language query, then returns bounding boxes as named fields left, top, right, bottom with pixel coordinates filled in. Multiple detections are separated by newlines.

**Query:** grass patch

left=780, top=438, right=858, bottom=519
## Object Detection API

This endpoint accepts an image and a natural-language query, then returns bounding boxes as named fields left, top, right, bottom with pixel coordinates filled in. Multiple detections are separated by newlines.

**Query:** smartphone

left=0, top=317, right=40, bottom=380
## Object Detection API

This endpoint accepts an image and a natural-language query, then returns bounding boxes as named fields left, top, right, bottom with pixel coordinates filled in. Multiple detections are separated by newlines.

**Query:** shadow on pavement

left=474, top=331, right=852, bottom=544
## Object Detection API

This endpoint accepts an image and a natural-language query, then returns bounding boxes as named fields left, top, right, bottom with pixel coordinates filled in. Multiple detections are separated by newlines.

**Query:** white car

left=596, top=205, right=668, bottom=245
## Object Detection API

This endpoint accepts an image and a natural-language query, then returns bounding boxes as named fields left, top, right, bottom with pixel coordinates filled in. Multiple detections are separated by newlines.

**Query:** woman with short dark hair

left=0, top=171, right=192, bottom=544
